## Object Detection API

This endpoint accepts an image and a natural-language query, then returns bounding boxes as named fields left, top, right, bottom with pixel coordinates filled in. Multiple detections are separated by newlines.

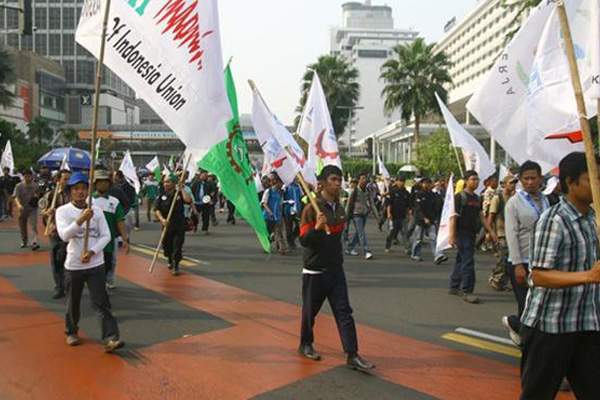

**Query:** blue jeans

left=348, top=214, right=370, bottom=253
left=449, top=231, right=476, bottom=294
left=411, top=224, right=442, bottom=260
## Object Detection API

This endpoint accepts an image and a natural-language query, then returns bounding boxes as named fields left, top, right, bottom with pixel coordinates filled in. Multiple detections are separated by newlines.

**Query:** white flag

left=436, top=93, right=495, bottom=187
left=145, top=156, right=160, bottom=175
left=251, top=88, right=307, bottom=185
left=76, top=0, right=231, bottom=151
left=377, top=155, right=391, bottom=179
left=297, top=72, right=342, bottom=173
left=436, top=175, right=455, bottom=254
left=0, top=140, right=14, bottom=172
left=254, top=172, right=264, bottom=193
left=466, top=1, right=555, bottom=172
left=498, top=164, right=509, bottom=182
left=119, top=151, right=141, bottom=194
left=526, top=0, right=598, bottom=168
left=59, top=154, right=70, bottom=171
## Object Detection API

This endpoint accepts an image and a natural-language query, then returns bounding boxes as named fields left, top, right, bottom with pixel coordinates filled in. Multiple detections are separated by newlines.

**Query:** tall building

left=0, top=0, right=138, bottom=126
left=330, top=1, right=418, bottom=154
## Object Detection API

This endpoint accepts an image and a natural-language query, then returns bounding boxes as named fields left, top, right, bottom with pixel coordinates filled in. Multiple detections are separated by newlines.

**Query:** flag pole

left=44, top=177, right=65, bottom=237
left=149, top=153, right=192, bottom=274
left=557, top=1, right=600, bottom=231
left=248, top=79, right=330, bottom=235
left=84, top=0, right=112, bottom=253
left=452, top=145, right=465, bottom=177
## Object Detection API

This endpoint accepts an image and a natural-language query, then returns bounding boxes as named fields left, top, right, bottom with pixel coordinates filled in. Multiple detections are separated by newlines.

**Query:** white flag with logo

left=297, top=72, right=342, bottom=173
left=377, top=155, right=391, bottom=179
left=466, top=1, right=555, bottom=172
left=251, top=88, right=307, bottom=185
left=0, top=140, right=14, bottom=172
left=526, top=0, right=597, bottom=168
left=436, top=93, right=495, bottom=186
left=119, top=151, right=141, bottom=194
left=436, top=175, right=455, bottom=254
left=145, top=155, right=160, bottom=177
left=76, top=0, right=231, bottom=151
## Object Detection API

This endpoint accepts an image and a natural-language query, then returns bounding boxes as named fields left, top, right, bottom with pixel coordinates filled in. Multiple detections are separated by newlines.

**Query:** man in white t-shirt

left=55, top=172, right=124, bottom=353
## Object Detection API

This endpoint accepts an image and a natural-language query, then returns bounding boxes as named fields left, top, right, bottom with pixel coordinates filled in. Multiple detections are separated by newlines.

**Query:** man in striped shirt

left=519, top=152, right=600, bottom=400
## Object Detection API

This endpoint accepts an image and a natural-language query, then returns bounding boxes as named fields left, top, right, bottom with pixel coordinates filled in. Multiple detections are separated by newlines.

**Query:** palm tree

left=27, top=117, right=53, bottom=144
left=502, top=0, right=541, bottom=40
left=296, top=55, right=360, bottom=138
left=380, top=38, right=452, bottom=158
left=58, top=127, right=79, bottom=146
left=0, top=50, right=15, bottom=108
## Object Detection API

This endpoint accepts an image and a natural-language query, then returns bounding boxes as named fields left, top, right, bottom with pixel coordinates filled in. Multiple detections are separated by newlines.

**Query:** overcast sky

left=218, top=0, right=478, bottom=125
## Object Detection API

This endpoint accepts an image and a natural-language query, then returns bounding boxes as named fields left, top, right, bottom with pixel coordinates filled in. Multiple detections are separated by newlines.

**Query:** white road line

left=134, top=243, right=211, bottom=266
left=455, top=327, right=516, bottom=347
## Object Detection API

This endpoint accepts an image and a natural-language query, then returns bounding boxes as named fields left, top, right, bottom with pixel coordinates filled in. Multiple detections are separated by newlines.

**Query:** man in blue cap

left=55, top=172, right=124, bottom=353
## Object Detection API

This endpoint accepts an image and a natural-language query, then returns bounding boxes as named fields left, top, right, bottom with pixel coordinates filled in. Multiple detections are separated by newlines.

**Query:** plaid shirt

left=522, top=197, right=600, bottom=333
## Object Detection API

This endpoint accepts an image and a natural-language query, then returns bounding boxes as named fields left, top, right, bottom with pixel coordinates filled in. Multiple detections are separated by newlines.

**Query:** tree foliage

left=0, top=50, right=15, bottom=108
left=296, top=55, right=360, bottom=137
left=380, top=38, right=452, bottom=156
left=27, top=117, right=54, bottom=145
left=414, top=129, right=462, bottom=177
left=0, top=119, right=51, bottom=171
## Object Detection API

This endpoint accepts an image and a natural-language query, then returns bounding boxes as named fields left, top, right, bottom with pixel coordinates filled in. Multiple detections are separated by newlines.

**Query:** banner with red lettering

left=76, top=0, right=231, bottom=151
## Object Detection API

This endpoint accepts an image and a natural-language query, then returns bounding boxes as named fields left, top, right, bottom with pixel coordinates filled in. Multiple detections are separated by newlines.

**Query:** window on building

left=35, top=7, right=47, bottom=30
left=7, top=33, right=19, bottom=48
left=63, top=34, right=74, bottom=55
left=35, top=34, right=47, bottom=55
left=62, top=60, right=75, bottom=84
left=49, top=7, right=61, bottom=29
left=49, top=34, right=61, bottom=56
left=21, top=35, right=33, bottom=51
left=62, top=7, right=75, bottom=29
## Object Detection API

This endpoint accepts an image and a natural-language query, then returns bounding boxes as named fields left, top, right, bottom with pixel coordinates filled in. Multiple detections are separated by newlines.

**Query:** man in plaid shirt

left=519, top=152, right=600, bottom=400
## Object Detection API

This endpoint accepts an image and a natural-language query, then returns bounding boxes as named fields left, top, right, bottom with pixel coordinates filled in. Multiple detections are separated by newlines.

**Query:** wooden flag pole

left=452, top=145, right=465, bottom=177
left=44, top=179, right=64, bottom=237
left=248, top=79, right=330, bottom=235
left=83, top=0, right=112, bottom=253
left=149, top=154, right=192, bottom=274
left=557, top=1, right=600, bottom=231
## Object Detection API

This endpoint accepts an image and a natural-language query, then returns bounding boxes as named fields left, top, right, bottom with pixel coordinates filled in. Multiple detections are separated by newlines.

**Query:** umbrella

left=38, top=147, right=91, bottom=171
left=399, top=165, right=419, bottom=173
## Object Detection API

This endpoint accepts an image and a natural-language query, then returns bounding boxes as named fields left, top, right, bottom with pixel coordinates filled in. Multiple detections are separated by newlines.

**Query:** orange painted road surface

left=0, top=250, right=574, bottom=400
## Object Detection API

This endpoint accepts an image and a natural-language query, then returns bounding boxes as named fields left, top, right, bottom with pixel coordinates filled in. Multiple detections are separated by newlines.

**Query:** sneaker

left=345, top=249, right=359, bottom=256
left=167, top=263, right=173, bottom=270
left=489, top=278, right=503, bottom=291
left=31, top=243, right=40, bottom=251
left=20, top=242, right=27, bottom=249
left=462, top=293, right=481, bottom=304
left=501, top=315, right=522, bottom=347
left=172, top=268, right=180, bottom=276
left=448, top=288, right=461, bottom=296
left=202, top=231, right=209, bottom=236
left=133, top=226, right=140, bottom=231
left=365, top=252, right=373, bottom=260
left=411, top=256, right=422, bottom=262
left=347, top=354, right=375, bottom=373
left=106, top=279, right=116, bottom=291
left=384, top=248, right=391, bottom=253
left=103, top=338, right=125, bottom=353
left=298, top=344, right=321, bottom=361
left=66, top=335, right=81, bottom=346
left=52, top=288, right=65, bottom=299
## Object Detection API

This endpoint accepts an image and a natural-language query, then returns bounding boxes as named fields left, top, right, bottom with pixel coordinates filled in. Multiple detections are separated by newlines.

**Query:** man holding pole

left=519, top=152, right=600, bottom=400
left=154, top=174, right=192, bottom=276
left=55, top=172, right=123, bottom=352
left=298, top=165, right=375, bottom=373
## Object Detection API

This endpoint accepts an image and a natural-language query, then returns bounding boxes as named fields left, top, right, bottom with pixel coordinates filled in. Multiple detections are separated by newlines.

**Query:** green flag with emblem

left=199, top=64, right=270, bottom=253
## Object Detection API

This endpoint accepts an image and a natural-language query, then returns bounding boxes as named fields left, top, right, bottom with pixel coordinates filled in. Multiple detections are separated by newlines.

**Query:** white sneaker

left=345, top=249, right=359, bottom=256
left=365, top=252, right=373, bottom=260
left=106, top=279, right=116, bottom=291
left=501, top=316, right=522, bottom=347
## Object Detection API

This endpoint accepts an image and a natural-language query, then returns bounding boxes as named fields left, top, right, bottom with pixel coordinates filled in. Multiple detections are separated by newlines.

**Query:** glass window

left=7, top=8, right=18, bottom=29
left=35, top=34, right=47, bottom=55
left=62, top=60, right=75, bottom=84
left=7, top=33, right=19, bottom=48
left=62, top=8, right=75, bottom=29
left=63, top=34, right=74, bottom=55
left=49, top=34, right=61, bottom=56
left=21, top=35, right=33, bottom=51
left=34, top=7, right=47, bottom=30
left=49, top=7, right=61, bottom=29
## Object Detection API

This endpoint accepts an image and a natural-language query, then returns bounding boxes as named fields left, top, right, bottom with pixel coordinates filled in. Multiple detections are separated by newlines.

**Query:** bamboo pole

left=248, top=79, right=331, bottom=235
left=149, top=154, right=192, bottom=274
left=83, top=0, right=112, bottom=252
left=557, top=2, right=600, bottom=231
left=452, top=145, right=465, bottom=177
left=44, top=178, right=64, bottom=237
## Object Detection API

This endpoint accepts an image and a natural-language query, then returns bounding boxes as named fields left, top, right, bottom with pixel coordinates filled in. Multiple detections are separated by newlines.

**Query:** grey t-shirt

left=14, top=182, right=39, bottom=209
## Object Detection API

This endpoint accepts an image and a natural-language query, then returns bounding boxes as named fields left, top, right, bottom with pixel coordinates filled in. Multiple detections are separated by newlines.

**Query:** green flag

left=199, top=65, right=270, bottom=253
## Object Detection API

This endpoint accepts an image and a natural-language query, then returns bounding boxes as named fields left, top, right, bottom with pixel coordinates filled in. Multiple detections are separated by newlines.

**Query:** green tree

left=27, top=117, right=53, bottom=145
left=414, top=129, right=461, bottom=177
left=296, top=55, right=360, bottom=137
left=58, top=127, right=79, bottom=147
left=0, top=50, right=15, bottom=107
left=502, top=0, right=541, bottom=40
left=380, top=38, right=452, bottom=158
left=0, top=118, right=50, bottom=171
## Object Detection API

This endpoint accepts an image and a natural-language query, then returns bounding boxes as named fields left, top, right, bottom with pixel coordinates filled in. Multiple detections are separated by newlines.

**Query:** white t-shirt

left=56, top=203, right=111, bottom=271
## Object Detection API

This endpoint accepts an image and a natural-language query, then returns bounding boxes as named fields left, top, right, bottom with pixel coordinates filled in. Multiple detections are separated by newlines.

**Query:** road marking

left=133, top=244, right=212, bottom=266
left=442, top=333, right=521, bottom=358
left=129, top=244, right=196, bottom=267
left=455, top=327, right=516, bottom=347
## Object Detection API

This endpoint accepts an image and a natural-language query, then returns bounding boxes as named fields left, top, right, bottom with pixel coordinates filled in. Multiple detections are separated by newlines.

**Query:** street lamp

left=337, top=105, right=364, bottom=158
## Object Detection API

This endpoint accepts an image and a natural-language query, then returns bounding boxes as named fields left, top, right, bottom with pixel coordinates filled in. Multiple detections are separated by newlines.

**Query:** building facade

left=0, top=0, right=138, bottom=126
left=331, top=1, right=418, bottom=154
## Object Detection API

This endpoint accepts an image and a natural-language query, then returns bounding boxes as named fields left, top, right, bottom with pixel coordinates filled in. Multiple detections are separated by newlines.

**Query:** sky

left=218, top=0, right=478, bottom=125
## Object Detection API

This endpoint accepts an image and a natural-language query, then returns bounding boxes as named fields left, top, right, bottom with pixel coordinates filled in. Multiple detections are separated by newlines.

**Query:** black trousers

left=385, top=218, right=406, bottom=249
left=520, top=326, right=600, bottom=400
left=199, top=205, right=211, bottom=232
left=226, top=200, right=235, bottom=223
left=50, top=236, right=67, bottom=292
left=300, top=268, right=358, bottom=356
left=285, top=214, right=299, bottom=247
left=64, top=266, right=119, bottom=340
left=163, top=228, right=185, bottom=267
left=508, top=263, right=529, bottom=331
left=104, top=251, right=114, bottom=281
